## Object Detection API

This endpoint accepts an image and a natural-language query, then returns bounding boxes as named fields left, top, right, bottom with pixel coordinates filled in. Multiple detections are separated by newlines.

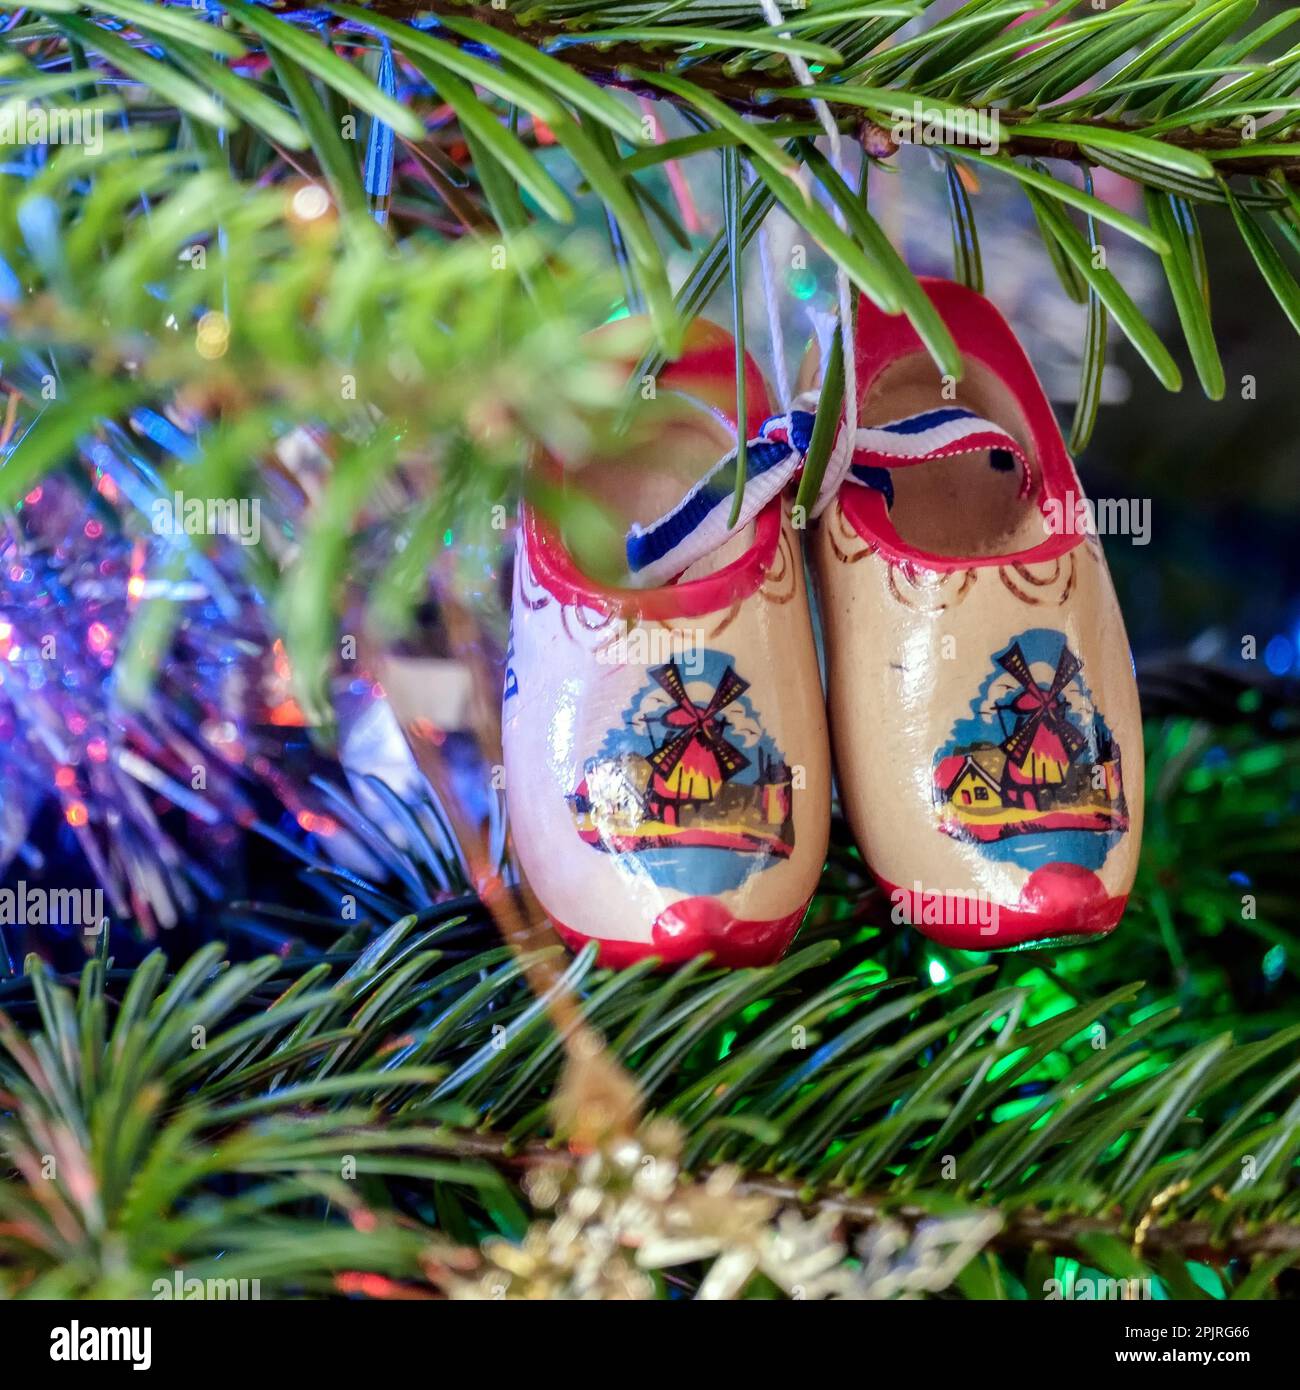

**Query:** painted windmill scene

left=933, top=633, right=1129, bottom=853
left=569, top=654, right=795, bottom=888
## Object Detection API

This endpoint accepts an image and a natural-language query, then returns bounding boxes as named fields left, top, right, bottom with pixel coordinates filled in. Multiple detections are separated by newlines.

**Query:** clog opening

left=858, top=352, right=1049, bottom=559
left=559, top=390, right=757, bottom=586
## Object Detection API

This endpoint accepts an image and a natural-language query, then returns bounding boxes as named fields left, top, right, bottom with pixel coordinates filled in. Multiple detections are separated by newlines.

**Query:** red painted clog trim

left=524, top=501, right=782, bottom=622
left=874, top=863, right=1126, bottom=951
left=840, top=278, right=1086, bottom=574
left=553, top=894, right=810, bottom=970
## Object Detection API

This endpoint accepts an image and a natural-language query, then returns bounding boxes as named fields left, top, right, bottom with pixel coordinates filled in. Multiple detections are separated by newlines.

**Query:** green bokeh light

left=787, top=267, right=818, bottom=300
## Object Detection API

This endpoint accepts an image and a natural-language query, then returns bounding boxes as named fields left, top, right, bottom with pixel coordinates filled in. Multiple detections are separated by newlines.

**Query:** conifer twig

left=445, top=1132, right=1300, bottom=1265
left=357, top=0, right=1300, bottom=182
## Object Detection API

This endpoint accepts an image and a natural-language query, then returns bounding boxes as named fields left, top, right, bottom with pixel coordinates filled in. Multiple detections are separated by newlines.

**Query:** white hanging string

left=756, top=0, right=858, bottom=517
left=756, top=215, right=792, bottom=410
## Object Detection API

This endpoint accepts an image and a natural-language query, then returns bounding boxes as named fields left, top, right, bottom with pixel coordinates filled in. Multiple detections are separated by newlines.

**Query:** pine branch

left=6, top=708, right=1300, bottom=1296
left=8, top=0, right=1300, bottom=479
left=356, top=0, right=1300, bottom=182
left=1, top=707, right=1298, bottom=1296
left=447, top=1131, right=1300, bottom=1265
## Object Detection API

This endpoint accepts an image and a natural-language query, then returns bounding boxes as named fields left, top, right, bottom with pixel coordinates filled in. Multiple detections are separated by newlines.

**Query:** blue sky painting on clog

left=932, top=627, right=1130, bottom=872
left=568, top=649, right=795, bottom=893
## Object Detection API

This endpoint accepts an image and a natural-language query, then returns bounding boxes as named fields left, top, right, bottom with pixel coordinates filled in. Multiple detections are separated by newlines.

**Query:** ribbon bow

left=625, top=401, right=1031, bottom=589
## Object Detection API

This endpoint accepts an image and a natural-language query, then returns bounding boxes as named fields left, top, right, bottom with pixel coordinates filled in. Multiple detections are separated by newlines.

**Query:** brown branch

left=446, top=1130, right=1300, bottom=1267
left=343, top=0, right=1300, bottom=183
left=363, top=618, right=643, bottom=1153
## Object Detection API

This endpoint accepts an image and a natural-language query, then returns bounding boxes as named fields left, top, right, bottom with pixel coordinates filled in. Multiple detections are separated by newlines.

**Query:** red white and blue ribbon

left=625, top=402, right=1031, bottom=588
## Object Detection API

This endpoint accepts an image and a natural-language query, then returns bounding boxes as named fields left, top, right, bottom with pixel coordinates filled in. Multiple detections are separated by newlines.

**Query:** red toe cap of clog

left=878, top=864, right=1126, bottom=951
left=552, top=896, right=811, bottom=969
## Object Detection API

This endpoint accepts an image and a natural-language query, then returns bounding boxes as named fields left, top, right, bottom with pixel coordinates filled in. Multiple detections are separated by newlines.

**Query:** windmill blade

left=650, top=661, right=692, bottom=711
left=1047, top=644, right=1083, bottom=698
left=1002, top=708, right=1045, bottom=766
left=701, top=723, right=750, bottom=779
left=996, top=643, right=1038, bottom=695
left=1052, top=714, right=1090, bottom=762
left=648, top=728, right=694, bottom=779
left=702, top=666, right=750, bottom=720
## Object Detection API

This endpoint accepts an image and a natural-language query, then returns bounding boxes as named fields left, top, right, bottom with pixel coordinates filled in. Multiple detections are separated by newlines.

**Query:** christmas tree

left=0, top=0, right=1299, bottom=1304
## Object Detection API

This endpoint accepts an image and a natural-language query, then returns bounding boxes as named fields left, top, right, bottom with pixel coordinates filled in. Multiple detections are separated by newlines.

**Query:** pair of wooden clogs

left=503, top=280, right=1143, bottom=967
